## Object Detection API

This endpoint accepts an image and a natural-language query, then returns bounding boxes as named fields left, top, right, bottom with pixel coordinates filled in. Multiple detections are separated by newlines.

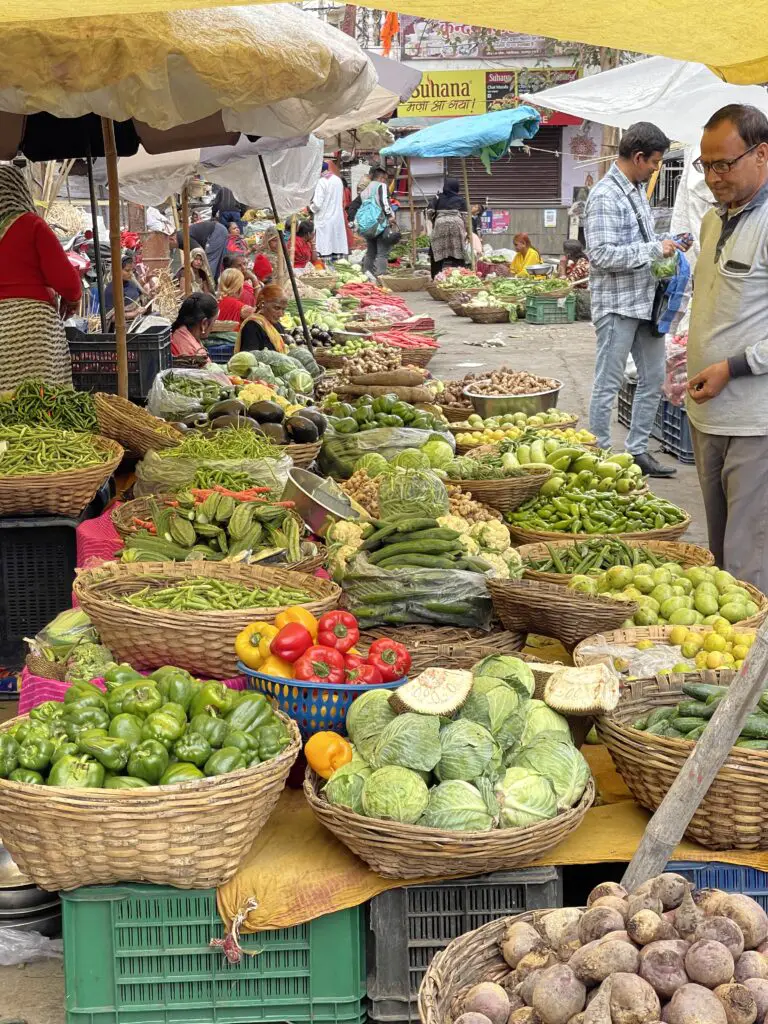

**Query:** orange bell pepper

left=305, top=731, right=353, bottom=779
left=234, top=622, right=279, bottom=670
left=274, top=606, right=318, bottom=640
left=259, top=653, right=295, bottom=680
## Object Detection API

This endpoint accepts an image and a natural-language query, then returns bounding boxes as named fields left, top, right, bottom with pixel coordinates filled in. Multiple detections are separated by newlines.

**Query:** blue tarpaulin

left=380, top=106, right=540, bottom=165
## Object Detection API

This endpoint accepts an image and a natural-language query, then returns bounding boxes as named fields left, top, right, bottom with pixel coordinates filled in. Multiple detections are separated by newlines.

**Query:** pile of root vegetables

left=452, top=873, right=768, bottom=1024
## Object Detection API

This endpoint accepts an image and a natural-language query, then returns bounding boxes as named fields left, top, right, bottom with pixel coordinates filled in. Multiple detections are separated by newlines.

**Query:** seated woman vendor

left=216, top=268, right=254, bottom=322
left=237, top=284, right=288, bottom=354
left=170, top=292, right=217, bottom=359
left=509, top=233, right=542, bottom=276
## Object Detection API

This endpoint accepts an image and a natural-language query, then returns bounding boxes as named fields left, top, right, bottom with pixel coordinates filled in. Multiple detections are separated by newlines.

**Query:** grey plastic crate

left=367, top=867, right=562, bottom=1024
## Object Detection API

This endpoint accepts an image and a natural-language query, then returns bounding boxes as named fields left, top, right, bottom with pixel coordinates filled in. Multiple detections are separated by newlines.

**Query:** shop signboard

left=400, top=20, right=578, bottom=60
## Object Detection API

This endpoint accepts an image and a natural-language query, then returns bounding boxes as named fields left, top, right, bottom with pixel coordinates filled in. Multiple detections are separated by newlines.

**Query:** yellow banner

left=397, top=69, right=486, bottom=118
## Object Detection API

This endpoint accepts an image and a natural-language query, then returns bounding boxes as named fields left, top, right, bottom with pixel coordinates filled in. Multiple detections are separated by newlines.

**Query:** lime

left=719, top=602, right=747, bottom=624
left=633, top=574, right=655, bottom=595
left=669, top=608, right=697, bottom=626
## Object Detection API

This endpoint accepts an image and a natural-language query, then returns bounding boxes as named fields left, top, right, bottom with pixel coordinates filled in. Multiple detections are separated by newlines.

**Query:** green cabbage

left=378, top=468, right=449, bottom=521
left=511, top=734, right=589, bottom=811
left=421, top=780, right=495, bottom=831
left=361, top=766, right=430, bottom=823
left=252, top=350, right=303, bottom=376
left=472, top=656, right=535, bottom=699
left=486, top=686, right=527, bottom=750
left=520, top=700, right=571, bottom=747
left=372, top=713, right=441, bottom=772
left=286, top=368, right=314, bottom=395
left=435, top=720, right=497, bottom=781
left=494, top=766, right=558, bottom=828
left=288, top=345, right=322, bottom=379
left=390, top=448, right=431, bottom=471
left=346, top=689, right=397, bottom=763
left=324, top=758, right=372, bottom=813
left=421, top=438, right=454, bottom=470
left=354, top=453, right=390, bottom=478
left=227, top=351, right=258, bottom=376
left=248, top=362, right=277, bottom=385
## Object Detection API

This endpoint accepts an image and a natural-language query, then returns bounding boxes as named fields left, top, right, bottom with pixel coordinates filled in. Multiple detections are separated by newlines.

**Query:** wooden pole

left=101, top=117, right=128, bottom=399
left=461, top=158, right=475, bottom=271
left=181, top=185, right=192, bottom=297
left=406, top=159, right=418, bottom=268
left=85, top=150, right=107, bottom=333
left=289, top=214, right=297, bottom=267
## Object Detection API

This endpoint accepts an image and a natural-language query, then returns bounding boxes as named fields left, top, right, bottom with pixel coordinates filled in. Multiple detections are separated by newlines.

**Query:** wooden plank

left=101, top=117, right=128, bottom=399
left=181, top=185, right=192, bottom=297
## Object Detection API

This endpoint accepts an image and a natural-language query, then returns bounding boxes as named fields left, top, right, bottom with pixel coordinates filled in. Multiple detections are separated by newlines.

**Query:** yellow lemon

left=735, top=660, right=744, bottom=670
left=635, top=639, right=654, bottom=651
left=734, top=632, right=755, bottom=648
left=703, top=633, right=727, bottom=653
left=672, top=663, right=691, bottom=673
left=720, top=652, right=735, bottom=666
left=706, top=651, right=724, bottom=669
left=713, top=617, right=733, bottom=637
left=732, top=644, right=749, bottom=661
left=694, top=650, right=709, bottom=669
left=669, top=625, right=689, bottom=646
left=681, top=641, right=702, bottom=659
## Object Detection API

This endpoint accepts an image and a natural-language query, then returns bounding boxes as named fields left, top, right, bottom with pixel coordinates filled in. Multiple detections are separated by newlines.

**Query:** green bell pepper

left=390, top=401, right=412, bottom=421
left=107, top=681, right=144, bottom=718
left=104, top=775, right=151, bottom=790
left=141, top=709, right=186, bottom=748
left=103, top=663, right=144, bottom=689
left=29, top=700, right=64, bottom=724
left=51, top=740, right=78, bottom=764
left=189, top=682, right=235, bottom=719
left=64, top=683, right=107, bottom=710
left=188, top=713, right=229, bottom=749
left=333, top=416, right=358, bottom=434
left=159, top=763, right=205, bottom=785
left=159, top=702, right=187, bottom=727
left=9, top=768, right=44, bottom=785
left=127, top=740, right=169, bottom=785
left=108, top=714, right=144, bottom=750
left=0, top=735, right=19, bottom=778
left=372, top=394, right=397, bottom=414
left=48, top=755, right=106, bottom=788
left=254, top=723, right=291, bottom=761
left=224, top=728, right=257, bottom=755
left=203, top=746, right=246, bottom=777
left=63, top=704, right=110, bottom=741
left=150, top=667, right=199, bottom=710
left=173, top=731, right=212, bottom=768
left=77, top=733, right=131, bottom=772
left=17, top=737, right=55, bottom=773
left=225, top=692, right=272, bottom=734
left=123, top=684, right=163, bottom=719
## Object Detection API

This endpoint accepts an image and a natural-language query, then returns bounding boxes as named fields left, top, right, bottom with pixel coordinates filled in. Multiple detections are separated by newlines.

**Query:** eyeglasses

left=694, top=144, right=759, bottom=174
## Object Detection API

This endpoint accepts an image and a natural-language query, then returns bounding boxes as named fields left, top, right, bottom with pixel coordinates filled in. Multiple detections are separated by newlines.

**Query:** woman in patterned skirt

left=0, top=165, right=82, bottom=391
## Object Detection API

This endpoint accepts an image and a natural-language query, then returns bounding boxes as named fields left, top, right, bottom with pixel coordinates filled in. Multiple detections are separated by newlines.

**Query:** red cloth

left=0, top=212, right=82, bottom=306
left=241, top=280, right=256, bottom=305
left=217, top=295, right=247, bottom=321
left=171, top=326, right=209, bottom=358
left=293, top=237, right=313, bottom=269
left=253, top=254, right=273, bottom=281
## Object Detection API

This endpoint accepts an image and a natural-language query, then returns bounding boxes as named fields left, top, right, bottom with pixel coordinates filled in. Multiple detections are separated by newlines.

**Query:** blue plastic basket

left=668, top=861, right=768, bottom=911
left=238, top=662, right=403, bottom=740
left=205, top=340, right=235, bottom=363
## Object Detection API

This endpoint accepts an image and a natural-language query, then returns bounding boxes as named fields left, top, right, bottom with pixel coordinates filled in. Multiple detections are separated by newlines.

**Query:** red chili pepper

left=316, top=611, right=359, bottom=654
left=270, top=622, right=314, bottom=663
left=367, top=638, right=411, bottom=682
left=294, top=645, right=346, bottom=684
left=346, top=663, right=383, bottom=686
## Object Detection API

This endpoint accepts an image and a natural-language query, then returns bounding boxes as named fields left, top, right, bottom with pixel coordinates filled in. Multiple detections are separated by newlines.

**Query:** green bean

left=120, top=575, right=310, bottom=611
left=160, top=428, right=280, bottom=462
left=0, top=379, right=97, bottom=431
left=0, top=425, right=108, bottom=476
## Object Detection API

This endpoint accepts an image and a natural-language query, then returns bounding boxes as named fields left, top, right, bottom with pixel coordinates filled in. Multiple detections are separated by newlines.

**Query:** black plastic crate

left=66, top=324, right=171, bottom=404
left=616, top=379, right=663, bottom=441
left=367, top=867, right=562, bottom=1024
left=661, top=402, right=695, bottom=464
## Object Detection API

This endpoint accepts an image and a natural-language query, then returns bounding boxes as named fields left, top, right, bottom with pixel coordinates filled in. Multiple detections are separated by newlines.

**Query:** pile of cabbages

left=453, top=873, right=768, bottom=1024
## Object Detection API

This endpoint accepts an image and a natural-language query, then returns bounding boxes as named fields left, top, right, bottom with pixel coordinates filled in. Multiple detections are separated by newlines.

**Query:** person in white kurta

left=310, top=165, right=349, bottom=259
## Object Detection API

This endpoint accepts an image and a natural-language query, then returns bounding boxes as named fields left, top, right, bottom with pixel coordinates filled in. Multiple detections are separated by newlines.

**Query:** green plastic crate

left=61, top=885, right=366, bottom=1024
left=525, top=293, right=576, bottom=325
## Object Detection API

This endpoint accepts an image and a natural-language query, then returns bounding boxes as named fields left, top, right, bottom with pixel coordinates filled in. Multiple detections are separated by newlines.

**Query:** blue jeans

left=589, top=313, right=665, bottom=455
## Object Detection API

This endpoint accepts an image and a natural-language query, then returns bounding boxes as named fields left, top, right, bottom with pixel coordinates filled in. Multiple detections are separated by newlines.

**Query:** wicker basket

left=426, top=281, right=449, bottom=301
left=95, top=393, right=183, bottom=458
left=452, top=467, right=554, bottom=514
left=594, top=669, right=768, bottom=849
left=378, top=274, right=428, bottom=292
left=315, top=350, right=346, bottom=370
left=573, top=622, right=760, bottom=667
left=0, top=434, right=124, bottom=517
left=300, top=271, right=337, bottom=289
left=285, top=439, right=323, bottom=468
left=0, top=710, right=300, bottom=891
left=449, top=298, right=472, bottom=317
left=488, top=577, right=637, bottom=650
left=520, top=539, right=716, bottom=586
left=391, top=346, right=437, bottom=368
left=304, top=769, right=594, bottom=880
left=359, top=625, right=526, bottom=674
left=440, top=402, right=473, bottom=423
left=466, top=306, right=510, bottom=324
left=507, top=514, right=692, bottom=546
left=73, top=561, right=340, bottom=678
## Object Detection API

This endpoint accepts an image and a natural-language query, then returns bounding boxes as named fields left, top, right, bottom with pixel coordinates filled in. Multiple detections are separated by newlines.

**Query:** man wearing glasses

left=687, top=104, right=768, bottom=589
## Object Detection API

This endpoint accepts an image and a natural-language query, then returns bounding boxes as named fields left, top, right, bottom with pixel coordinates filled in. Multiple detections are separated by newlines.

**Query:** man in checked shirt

left=585, top=122, right=684, bottom=478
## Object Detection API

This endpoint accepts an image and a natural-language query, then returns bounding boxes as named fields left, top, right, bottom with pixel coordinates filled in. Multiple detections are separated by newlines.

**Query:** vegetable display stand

left=525, top=293, right=576, bottom=325
left=488, top=578, right=636, bottom=650
left=573, top=623, right=760, bottom=667
left=66, top=324, right=171, bottom=404
left=94, top=392, right=182, bottom=458
left=520, top=538, right=716, bottom=586
left=367, top=867, right=562, bottom=1024
left=595, top=668, right=768, bottom=849
left=0, top=709, right=300, bottom=890
left=506, top=513, right=692, bottom=546
left=358, top=626, right=526, bottom=675
left=73, top=561, right=341, bottom=678
left=457, top=466, right=553, bottom=514
left=61, top=885, right=365, bottom=1024
left=304, top=767, right=594, bottom=880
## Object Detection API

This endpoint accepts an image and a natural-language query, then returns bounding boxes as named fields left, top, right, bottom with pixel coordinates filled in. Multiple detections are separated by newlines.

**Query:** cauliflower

left=437, top=514, right=471, bottom=535
left=327, top=544, right=359, bottom=580
left=457, top=534, right=480, bottom=556
left=326, top=521, right=365, bottom=547
left=469, top=519, right=510, bottom=553
left=478, top=552, right=511, bottom=578
left=504, top=547, right=524, bottom=579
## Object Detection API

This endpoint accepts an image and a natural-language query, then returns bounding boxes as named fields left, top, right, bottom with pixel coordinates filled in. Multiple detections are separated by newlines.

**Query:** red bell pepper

left=294, top=646, right=346, bottom=684
left=344, top=653, right=365, bottom=672
left=317, top=611, right=359, bottom=654
left=270, top=622, right=313, bottom=663
left=346, top=663, right=383, bottom=686
left=367, top=638, right=411, bottom=682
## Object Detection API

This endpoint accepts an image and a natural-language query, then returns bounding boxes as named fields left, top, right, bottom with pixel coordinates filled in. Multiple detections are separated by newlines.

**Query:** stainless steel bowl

left=0, top=906, right=61, bottom=937
left=0, top=844, right=30, bottom=890
left=281, top=467, right=360, bottom=539
left=463, top=380, right=563, bottom=419
left=0, top=896, right=60, bottom=917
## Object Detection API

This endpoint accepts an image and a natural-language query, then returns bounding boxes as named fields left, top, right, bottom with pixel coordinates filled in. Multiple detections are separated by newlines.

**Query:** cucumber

left=632, top=716, right=649, bottom=731
left=367, top=539, right=462, bottom=564
left=740, top=713, right=768, bottom=739
left=758, top=692, right=768, bottom=716
left=671, top=716, right=706, bottom=734
left=647, top=720, right=674, bottom=735
left=387, top=528, right=460, bottom=544
left=682, top=682, right=729, bottom=702
left=361, top=523, right=399, bottom=551
left=646, top=706, right=677, bottom=728
left=687, top=725, right=707, bottom=739
left=735, top=739, right=768, bottom=750
left=375, top=554, right=458, bottom=569
left=395, top=518, right=439, bottom=533
left=676, top=700, right=710, bottom=719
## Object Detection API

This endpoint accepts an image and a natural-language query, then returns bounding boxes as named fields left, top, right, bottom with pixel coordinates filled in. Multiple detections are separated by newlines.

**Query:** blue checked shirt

left=585, top=162, right=664, bottom=322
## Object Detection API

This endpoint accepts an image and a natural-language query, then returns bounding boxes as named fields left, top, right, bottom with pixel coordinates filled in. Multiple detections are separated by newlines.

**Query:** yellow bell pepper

left=274, top=606, right=318, bottom=640
left=305, top=731, right=353, bottom=780
left=234, top=622, right=279, bottom=670
left=259, top=654, right=295, bottom=679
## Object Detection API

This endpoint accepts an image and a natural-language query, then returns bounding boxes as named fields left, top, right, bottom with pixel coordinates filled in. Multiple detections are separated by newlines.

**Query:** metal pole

left=257, top=155, right=313, bottom=352
left=461, top=157, right=476, bottom=271
left=181, top=185, right=192, bottom=297
left=407, top=159, right=418, bottom=268
left=101, top=117, right=128, bottom=398
left=85, top=149, right=107, bottom=332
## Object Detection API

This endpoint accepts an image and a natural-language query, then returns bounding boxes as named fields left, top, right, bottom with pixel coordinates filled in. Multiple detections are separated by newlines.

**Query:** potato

left=667, top=984, right=728, bottom=1024
left=610, top=973, right=662, bottom=1024
left=464, top=984, right=511, bottom=1024
left=629, top=894, right=666, bottom=919
left=580, top=907, right=627, bottom=945
left=508, top=994, right=527, bottom=1014
left=510, top=1009, right=543, bottom=1024
left=591, top=897, right=630, bottom=922
left=714, top=984, right=758, bottom=1024
left=758, top=943, right=768, bottom=957
left=743, top=979, right=768, bottom=1023
left=639, top=941, right=690, bottom=999
left=694, top=891, right=728, bottom=917
left=518, top=951, right=558, bottom=980
left=685, top=941, right=735, bottom=989
left=571, top=939, right=640, bottom=986
left=539, top=909, right=586, bottom=949
left=695, top=919, right=746, bottom=961
left=588, top=883, right=629, bottom=907
left=735, top=953, right=768, bottom=985
left=628, top=911, right=679, bottom=947
left=719, top=897, right=768, bottom=952
left=504, top=923, right=550, bottom=969
left=456, top=1014, right=494, bottom=1024
left=520, top=971, right=545, bottom=1007
left=675, top=891, right=704, bottom=942
left=532, top=965, right=586, bottom=1024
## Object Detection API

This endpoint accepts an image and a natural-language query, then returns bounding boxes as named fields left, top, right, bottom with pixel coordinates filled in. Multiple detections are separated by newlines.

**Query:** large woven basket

left=359, top=625, right=526, bottom=674
left=0, top=433, right=124, bottom=517
left=95, top=393, right=183, bottom=458
left=304, top=769, right=594, bottom=880
left=285, top=439, right=323, bottom=468
left=378, top=274, right=428, bottom=292
left=73, top=561, right=340, bottom=677
left=453, top=467, right=554, bottom=514
left=426, top=281, right=449, bottom=301
left=0, top=710, right=300, bottom=891
left=506, top=514, right=692, bottom=546
left=300, top=271, right=337, bottom=289
left=573, top=622, right=760, bottom=667
left=520, top=538, right=716, bottom=586
left=315, top=350, right=347, bottom=370
left=488, top=577, right=637, bottom=650
left=384, top=346, right=437, bottom=368
left=594, top=669, right=768, bottom=849
left=466, top=306, right=510, bottom=324
left=440, top=402, right=473, bottom=423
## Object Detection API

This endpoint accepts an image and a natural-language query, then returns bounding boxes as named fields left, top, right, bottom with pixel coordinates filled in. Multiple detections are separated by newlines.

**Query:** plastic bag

left=341, top=554, right=492, bottom=629
left=575, top=639, right=693, bottom=676
left=318, top=427, right=455, bottom=480
left=32, top=609, right=98, bottom=659
left=663, top=333, right=689, bottom=406
left=135, top=449, right=292, bottom=497
left=0, top=929, right=63, bottom=967
left=651, top=252, right=678, bottom=279
left=146, top=367, right=232, bottom=420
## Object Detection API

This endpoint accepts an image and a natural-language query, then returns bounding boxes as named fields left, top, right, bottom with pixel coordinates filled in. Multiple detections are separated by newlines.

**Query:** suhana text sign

left=398, top=70, right=486, bottom=117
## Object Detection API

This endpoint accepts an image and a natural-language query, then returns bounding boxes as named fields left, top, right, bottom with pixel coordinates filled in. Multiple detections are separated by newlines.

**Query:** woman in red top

left=216, top=268, right=254, bottom=323
left=293, top=220, right=316, bottom=271
left=0, top=166, right=82, bottom=390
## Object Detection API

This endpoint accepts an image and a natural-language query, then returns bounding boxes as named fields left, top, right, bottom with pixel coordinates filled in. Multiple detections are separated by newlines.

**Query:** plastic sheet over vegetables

left=318, top=426, right=455, bottom=480
left=378, top=468, right=450, bottom=521
left=134, top=449, right=292, bottom=497
left=146, top=367, right=233, bottom=420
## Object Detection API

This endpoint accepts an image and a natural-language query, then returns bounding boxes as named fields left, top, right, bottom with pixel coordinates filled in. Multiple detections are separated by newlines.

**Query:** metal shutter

left=446, top=126, right=562, bottom=208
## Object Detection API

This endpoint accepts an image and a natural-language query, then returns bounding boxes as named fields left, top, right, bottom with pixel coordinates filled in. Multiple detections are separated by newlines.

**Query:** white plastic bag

left=0, top=929, right=63, bottom=967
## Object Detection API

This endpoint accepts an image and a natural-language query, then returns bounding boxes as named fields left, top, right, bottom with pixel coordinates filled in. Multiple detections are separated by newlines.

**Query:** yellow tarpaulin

left=217, top=745, right=768, bottom=933
left=7, top=0, right=768, bottom=86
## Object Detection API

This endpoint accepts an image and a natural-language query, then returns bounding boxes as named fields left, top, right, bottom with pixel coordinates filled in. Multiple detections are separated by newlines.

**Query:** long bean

left=159, top=428, right=280, bottom=461
left=0, top=425, right=108, bottom=476
left=121, top=576, right=310, bottom=611
left=524, top=538, right=667, bottom=574
left=0, top=379, right=96, bottom=431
